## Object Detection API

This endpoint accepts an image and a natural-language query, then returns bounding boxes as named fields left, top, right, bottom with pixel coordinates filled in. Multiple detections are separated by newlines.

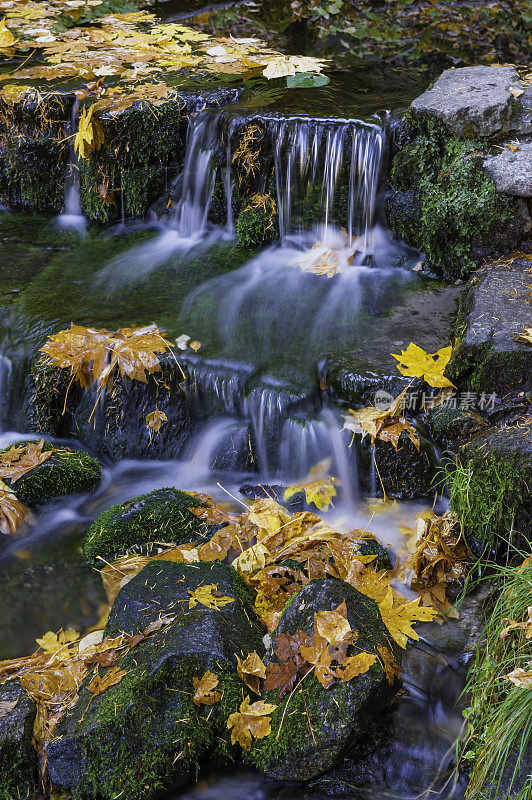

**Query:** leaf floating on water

left=192, top=670, right=221, bottom=706
left=227, top=695, right=277, bottom=750
left=146, top=409, right=168, bottom=433
left=188, top=583, right=235, bottom=610
left=391, top=342, right=454, bottom=388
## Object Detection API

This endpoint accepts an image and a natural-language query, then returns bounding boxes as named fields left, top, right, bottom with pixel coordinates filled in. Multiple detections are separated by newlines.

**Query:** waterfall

left=56, top=99, right=87, bottom=235
left=0, top=355, right=12, bottom=434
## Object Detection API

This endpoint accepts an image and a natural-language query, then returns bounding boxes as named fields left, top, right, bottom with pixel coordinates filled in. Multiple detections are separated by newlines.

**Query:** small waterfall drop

left=56, top=99, right=87, bottom=235
left=0, top=354, right=13, bottom=434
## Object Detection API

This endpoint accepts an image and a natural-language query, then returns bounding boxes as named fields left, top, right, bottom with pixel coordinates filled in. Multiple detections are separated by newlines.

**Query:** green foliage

left=390, top=117, right=512, bottom=278
left=459, top=559, right=532, bottom=800
left=0, top=440, right=102, bottom=508
left=83, top=487, right=211, bottom=566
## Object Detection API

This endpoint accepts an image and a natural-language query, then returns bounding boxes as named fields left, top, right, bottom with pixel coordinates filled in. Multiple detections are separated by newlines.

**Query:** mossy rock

left=448, top=422, right=532, bottom=552
left=425, top=405, right=489, bottom=451
left=0, top=440, right=101, bottom=508
left=356, top=538, right=394, bottom=571
left=388, top=116, right=528, bottom=279
left=0, top=680, right=38, bottom=800
left=47, top=561, right=265, bottom=799
left=247, top=577, right=401, bottom=782
left=83, top=487, right=216, bottom=567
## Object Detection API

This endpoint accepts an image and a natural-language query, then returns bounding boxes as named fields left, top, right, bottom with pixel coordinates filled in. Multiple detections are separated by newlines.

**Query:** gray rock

left=483, top=140, right=532, bottom=197
left=47, top=561, right=265, bottom=800
left=449, top=255, right=532, bottom=395
left=248, top=578, right=401, bottom=782
left=411, top=66, right=524, bottom=138
left=0, top=680, right=38, bottom=799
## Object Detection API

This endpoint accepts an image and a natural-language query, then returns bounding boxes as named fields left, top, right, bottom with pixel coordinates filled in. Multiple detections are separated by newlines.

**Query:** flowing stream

left=0, top=74, right=469, bottom=800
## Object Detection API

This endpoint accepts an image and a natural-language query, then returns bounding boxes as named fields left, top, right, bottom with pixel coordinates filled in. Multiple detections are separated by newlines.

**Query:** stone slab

left=483, top=139, right=532, bottom=197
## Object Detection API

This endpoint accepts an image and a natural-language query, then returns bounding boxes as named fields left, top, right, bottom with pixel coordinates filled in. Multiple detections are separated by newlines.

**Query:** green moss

left=83, top=487, right=214, bottom=566
left=0, top=440, right=101, bottom=508
left=236, top=196, right=277, bottom=249
left=389, top=117, right=512, bottom=279
left=0, top=739, right=35, bottom=800
left=448, top=445, right=531, bottom=550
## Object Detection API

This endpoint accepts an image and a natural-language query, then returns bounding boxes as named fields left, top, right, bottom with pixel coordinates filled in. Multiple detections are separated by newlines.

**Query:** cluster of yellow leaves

left=39, top=323, right=174, bottom=391
left=0, top=1, right=328, bottom=111
left=74, top=103, right=104, bottom=159
left=284, top=476, right=337, bottom=511
left=392, top=342, right=454, bottom=388
left=0, top=614, right=176, bottom=763
left=0, top=439, right=52, bottom=484
left=410, top=512, right=470, bottom=612
left=343, top=387, right=420, bottom=452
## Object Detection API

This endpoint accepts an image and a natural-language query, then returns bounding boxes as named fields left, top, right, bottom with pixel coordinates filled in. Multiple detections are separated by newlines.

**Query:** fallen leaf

left=0, top=481, right=33, bottom=535
left=377, top=645, right=401, bottom=685
left=145, top=409, right=168, bottom=433
left=227, top=695, right=277, bottom=749
left=391, top=343, right=454, bottom=388
left=74, top=104, right=105, bottom=159
left=284, top=477, right=337, bottom=511
left=88, top=665, right=128, bottom=696
left=236, top=651, right=266, bottom=694
left=192, top=670, right=221, bottom=705
left=0, top=700, right=17, bottom=716
left=504, top=667, right=532, bottom=687
left=512, top=326, right=532, bottom=345
left=188, top=584, right=235, bottom=610
left=340, top=651, right=377, bottom=681
left=0, top=440, right=52, bottom=484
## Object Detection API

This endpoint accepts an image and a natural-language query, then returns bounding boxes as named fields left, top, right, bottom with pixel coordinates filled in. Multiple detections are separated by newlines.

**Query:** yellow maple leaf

left=227, top=695, right=277, bottom=749
left=391, top=343, right=454, bottom=388
left=0, top=480, right=33, bottom=535
left=192, top=670, right=221, bottom=705
left=314, top=606, right=352, bottom=645
left=236, top=651, right=266, bottom=694
left=145, top=409, right=168, bottom=433
left=74, top=104, right=105, bottom=159
left=36, top=627, right=80, bottom=656
left=378, top=588, right=438, bottom=648
left=340, top=651, right=377, bottom=681
left=0, top=18, right=17, bottom=50
left=284, top=477, right=337, bottom=511
left=188, top=583, right=234, bottom=610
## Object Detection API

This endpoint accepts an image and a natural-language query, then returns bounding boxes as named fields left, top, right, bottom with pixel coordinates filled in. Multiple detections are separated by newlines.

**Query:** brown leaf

left=377, top=645, right=401, bottom=685
left=0, top=482, right=33, bottom=535
left=227, top=695, right=277, bottom=750
left=88, top=665, right=128, bottom=697
left=236, top=651, right=266, bottom=695
left=192, top=670, right=221, bottom=706
left=0, top=700, right=17, bottom=717
left=0, top=440, right=52, bottom=484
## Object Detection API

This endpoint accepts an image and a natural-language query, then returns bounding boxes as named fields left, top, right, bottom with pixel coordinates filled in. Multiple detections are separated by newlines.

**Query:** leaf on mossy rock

left=192, top=670, right=222, bottom=706
left=236, top=651, right=266, bottom=695
left=0, top=439, right=52, bottom=484
left=0, top=480, right=33, bottom=535
left=188, top=583, right=234, bottom=610
left=227, top=695, right=277, bottom=749
left=74, top=104, right=105, bottom=159
left=88, top=665, right=128, bottom=697
left=391, top=342, right=454, bottom=388
left=146, top=409, right=168, bottom=433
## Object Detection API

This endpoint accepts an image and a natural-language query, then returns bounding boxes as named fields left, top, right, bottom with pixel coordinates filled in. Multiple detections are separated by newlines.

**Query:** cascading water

left=56, top=99, right=87, bottom=235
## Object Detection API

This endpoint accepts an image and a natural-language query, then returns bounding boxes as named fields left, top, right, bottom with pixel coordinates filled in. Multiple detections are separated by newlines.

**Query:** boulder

left=248, top=578, right=401, bottom=782
left=449, top=421, right=532, bottom=552
left=0, top=440, right=101, bottom=508
left=483, top=139, right=532, bottom=197
left=47, top=561, right=265, bottom=800
left=410, top=66, right=525, bottom=138
left=0, top=680, right=38, bottom=800
left=449, top=255, right=532, bottom=396
left=83, top=487, right=214, bottom=566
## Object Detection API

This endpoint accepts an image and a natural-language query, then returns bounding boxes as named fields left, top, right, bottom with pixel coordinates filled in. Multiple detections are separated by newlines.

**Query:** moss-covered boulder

left=387, top=116, right=530, bottom=279
left=46, top=561, right=264, bottom=800
left=0, top=440, right=101, bottom=508
left=0, top=680, right=38, bottom=800
left=448, top=421, right=532, bottom=552
left=25, top=356, right=191, bottom=461
left=248, top=578, right=401, bottom=782
left=83, top=487, right=214, bottom=566
left=448, top=255, right=532, bottom=395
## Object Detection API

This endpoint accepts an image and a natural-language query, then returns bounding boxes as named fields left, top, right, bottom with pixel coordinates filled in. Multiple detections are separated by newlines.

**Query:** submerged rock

left=483, top=139, right=532, bottom=197
left=0, top=439, right=101, bottom=508
left=248, top=578, right=401, bottom=782
left=449, top=255, right=532, bottom=395
left=410, top=66, right=526, bottom=138
left=0, top=680, right=38, bottom=800
left=83, top=487, right=214, bottom=566
left=47, top=561, right=264, bottom=800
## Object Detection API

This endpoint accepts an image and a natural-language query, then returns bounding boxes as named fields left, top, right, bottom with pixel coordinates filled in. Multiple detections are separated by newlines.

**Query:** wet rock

left=449, top=255, right=532, bottom=396
left=410, top=66, right=525, bottom=138
left=483, top=139, right=532, bottom=197
left=356, top=430, right=439, bottom=500
left=426, top=406, right=489, bottom=451
left=248, top=578, right=401, bottom=782
left=47, top=561, right=264, bottom=800
left=0, top=680, right=38, bottom=799
left=83, top=487, right=215, bottom=566
left=25, top=355, right=191, bottom=461
left=449, top=420, right=532, bottom=552
left=0, top=439, right=101, bottom=508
